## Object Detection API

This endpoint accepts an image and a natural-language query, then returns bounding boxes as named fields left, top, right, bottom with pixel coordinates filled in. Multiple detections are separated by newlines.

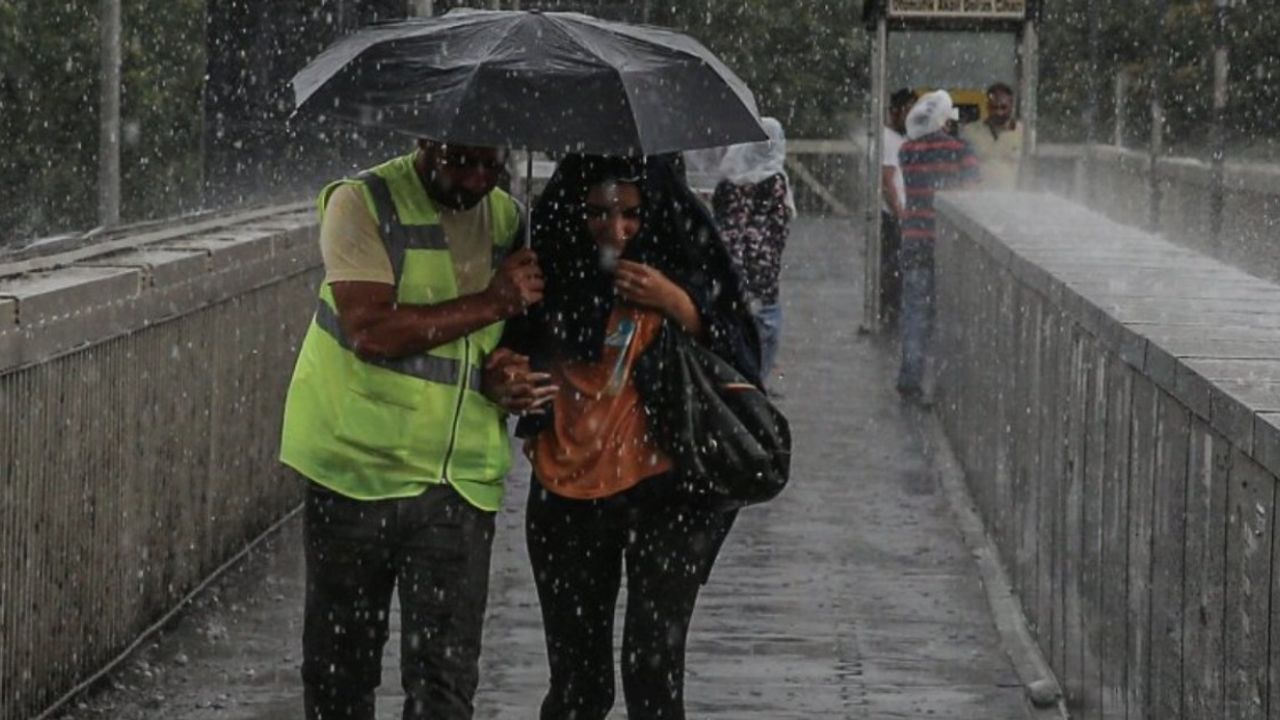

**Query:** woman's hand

left=614, top=260, right=677, bottom=311
left=615, top=260, right=702, bottom=336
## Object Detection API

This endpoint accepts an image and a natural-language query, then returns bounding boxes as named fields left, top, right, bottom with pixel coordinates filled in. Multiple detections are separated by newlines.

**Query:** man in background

left=897, top=90, right=979, bottom=402
left=961, top=82, right=1023, bottom=191
left=880, top=88, right=916, bottom=329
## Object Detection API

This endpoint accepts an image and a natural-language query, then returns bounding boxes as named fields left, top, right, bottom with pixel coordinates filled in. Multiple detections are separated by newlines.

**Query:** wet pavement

left=54, top=217, right=1032, bottom=719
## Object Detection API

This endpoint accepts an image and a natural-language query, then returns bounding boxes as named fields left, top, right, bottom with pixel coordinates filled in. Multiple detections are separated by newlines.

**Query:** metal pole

left=1083, top=0, right=1100, bottom=202
left=525, top=152, right=533, bottom=249
left=1114, top=71, right=1128, bottom=147
left=97, top=0, right=122, bottom=227
left=862, top=17, right=887, bottom=334
left=1018, top=19, right=1039, bottom=190
left=1209, top=0, right=1230, bottom=241
left=1149, top=0, right=1168, bottom=231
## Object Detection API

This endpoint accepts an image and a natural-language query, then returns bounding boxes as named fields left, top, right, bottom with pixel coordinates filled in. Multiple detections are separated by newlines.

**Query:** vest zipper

left=440, top=335, right=471, bottom=483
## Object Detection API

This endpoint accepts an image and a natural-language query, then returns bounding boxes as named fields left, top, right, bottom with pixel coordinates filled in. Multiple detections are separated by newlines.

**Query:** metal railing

left=0, top=204, right=321, bottom=720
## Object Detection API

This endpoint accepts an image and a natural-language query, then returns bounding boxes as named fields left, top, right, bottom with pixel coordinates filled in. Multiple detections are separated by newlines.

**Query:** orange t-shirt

left=532, top=305, right=674, bottom=499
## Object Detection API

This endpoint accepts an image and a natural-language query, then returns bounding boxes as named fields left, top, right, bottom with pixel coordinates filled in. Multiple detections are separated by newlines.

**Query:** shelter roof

left=861, top=0, right=1040, bottom=31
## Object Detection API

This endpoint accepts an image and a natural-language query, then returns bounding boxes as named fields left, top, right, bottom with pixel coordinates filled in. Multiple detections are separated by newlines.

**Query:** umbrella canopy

left=291, top=8, right=767, bottom=155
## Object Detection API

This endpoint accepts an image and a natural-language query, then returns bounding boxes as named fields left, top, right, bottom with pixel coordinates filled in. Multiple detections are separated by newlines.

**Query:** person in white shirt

left=880, top=88, right=915, bottom=329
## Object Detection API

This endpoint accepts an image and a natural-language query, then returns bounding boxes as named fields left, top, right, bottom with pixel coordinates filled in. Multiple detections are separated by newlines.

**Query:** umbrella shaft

left=524, top=152, right=533, bottom=250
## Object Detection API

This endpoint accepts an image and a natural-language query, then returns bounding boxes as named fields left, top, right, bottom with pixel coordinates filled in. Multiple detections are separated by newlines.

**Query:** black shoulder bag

left=635, top=321, right=792, bottom=511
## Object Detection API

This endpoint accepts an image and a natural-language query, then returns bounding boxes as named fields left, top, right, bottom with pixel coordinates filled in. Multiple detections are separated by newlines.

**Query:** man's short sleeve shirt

left=882, top=127, right=906, bottom=212
left=318, top=182, right=496, bottom=295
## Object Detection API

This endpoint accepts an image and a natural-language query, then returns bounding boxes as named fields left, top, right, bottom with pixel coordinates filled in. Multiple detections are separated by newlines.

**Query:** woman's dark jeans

left=302, top=480, right=495, bottom=720
left=526, top=474, right=732, bottom=720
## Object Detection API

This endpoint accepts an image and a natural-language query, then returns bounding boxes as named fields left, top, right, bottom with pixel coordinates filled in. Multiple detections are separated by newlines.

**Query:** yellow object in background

left=914, top=87, right=990, bottom=124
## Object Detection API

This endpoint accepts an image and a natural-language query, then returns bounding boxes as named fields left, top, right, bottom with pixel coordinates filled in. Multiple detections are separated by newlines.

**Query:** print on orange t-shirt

left=532, top=305, right=674, bottom=499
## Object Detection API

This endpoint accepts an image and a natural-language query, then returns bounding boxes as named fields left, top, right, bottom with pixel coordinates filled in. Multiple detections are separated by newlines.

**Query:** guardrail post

left=862, top=15, right=887, bottom=334
left=1209, top=0, right=1231, bottom=243
left=1018, top=17, right=1039, bottom=190
left=1149, top=0, right=1169, bottom=232
left=1114, top=71, right=1128, bottom=147
left=97, top=0, right=122, bottom=228
left=1084, top=0, right=1101, bottom=203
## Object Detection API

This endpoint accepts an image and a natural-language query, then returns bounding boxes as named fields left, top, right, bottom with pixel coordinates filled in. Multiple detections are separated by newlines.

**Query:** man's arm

left=332, top=247, right=543, bottom=359
left=880, top=166, right=904, bottom=218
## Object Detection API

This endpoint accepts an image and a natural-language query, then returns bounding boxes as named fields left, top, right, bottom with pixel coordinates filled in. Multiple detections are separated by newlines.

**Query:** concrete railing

left=1034, top=144, right=1280, bottom=285
left=0, top=205, right=321, bottom=720
left=933, top=191, right=1280, bottom=719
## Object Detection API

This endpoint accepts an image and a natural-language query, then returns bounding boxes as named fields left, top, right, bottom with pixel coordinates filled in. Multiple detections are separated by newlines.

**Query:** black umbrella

left=290, top=8, right=768, bottom=156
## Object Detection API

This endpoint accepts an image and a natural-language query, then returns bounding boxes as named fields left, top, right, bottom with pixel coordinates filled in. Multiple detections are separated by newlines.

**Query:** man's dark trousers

left=301, top=480, right=496, bottom=720
left=879, top=211, right=903, bottom=329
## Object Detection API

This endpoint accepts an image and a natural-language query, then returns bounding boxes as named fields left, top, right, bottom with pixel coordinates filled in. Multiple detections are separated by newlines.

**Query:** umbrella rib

left=445, top=13, right=643, bottom=152
left=294, top=14, right=491, bottom=108
left=609, top=65, right=644, bottom=155
left=564, top=14, right=760, bottom=114
left=564, top=15, right=712, bottom=69
left=542, top=13, right=624, bottom=68
left=542, top=14, right=647, bottom=153
left=441, top=16, right=527, bottom=145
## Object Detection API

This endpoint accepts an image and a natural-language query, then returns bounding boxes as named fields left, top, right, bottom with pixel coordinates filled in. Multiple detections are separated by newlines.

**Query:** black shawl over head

left=506, top=153, right=762, bottom=409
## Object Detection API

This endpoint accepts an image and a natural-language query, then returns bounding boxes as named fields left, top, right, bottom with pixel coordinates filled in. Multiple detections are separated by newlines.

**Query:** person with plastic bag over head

left=711, top=117, right=796, bottom=393
left=896, top=90, right=979, bottom=403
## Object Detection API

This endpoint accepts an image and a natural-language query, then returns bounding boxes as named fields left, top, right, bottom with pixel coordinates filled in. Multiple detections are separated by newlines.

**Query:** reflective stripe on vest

left=359, top=169, right=515, bottom=300
left=311, top=299, right=482, bottom=391
left=357, top=171, right=451, bottom=285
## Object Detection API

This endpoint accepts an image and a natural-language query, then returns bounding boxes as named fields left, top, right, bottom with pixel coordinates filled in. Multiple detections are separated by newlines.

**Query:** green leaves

left=0, top=0, right=100, bottom=240
left=1039, top=0, right=1280, bottom=156
left=652, top=0, right=865, bottom=138
left=1, top=0, right=206, bottom=243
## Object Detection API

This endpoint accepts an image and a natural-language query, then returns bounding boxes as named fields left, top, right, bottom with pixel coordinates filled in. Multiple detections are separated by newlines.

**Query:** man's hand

left=485, top=248, right=544, bottom=319
left=482, top=348, right=558, bottom=415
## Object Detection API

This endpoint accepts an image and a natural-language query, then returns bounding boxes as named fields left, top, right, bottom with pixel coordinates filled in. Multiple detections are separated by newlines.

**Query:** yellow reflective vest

left=280, top=153, right=520, bottom=510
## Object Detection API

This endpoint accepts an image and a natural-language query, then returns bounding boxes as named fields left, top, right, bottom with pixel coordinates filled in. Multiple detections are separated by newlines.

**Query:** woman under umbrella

left=502, top=153, right=760, bottom=720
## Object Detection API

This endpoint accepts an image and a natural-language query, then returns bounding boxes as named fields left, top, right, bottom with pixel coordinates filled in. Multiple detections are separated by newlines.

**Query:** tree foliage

left=0, top=0, right=100, bottom=239
left=17, top=0, right=1279, bottom=243
left=649, top=0, right=865, bottom=139
left=1039, top=0, right=1280, bottom=156
left=0, top=0, right=207, bottom=241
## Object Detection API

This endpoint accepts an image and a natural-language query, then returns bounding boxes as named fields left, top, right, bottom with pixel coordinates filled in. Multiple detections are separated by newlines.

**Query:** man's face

left=889, top=105, right=911, bottom=134
left=421, top=143, right=506, bottom=210
left=987, top=91, right=1015, bottom=128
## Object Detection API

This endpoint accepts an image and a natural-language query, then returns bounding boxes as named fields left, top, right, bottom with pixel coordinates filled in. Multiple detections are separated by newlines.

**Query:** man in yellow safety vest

left=280, top=139, right=551, bottom=720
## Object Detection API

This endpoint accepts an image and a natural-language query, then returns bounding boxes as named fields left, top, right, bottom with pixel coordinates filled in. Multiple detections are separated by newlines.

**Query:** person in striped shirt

left=896, top=90, right=979, bottom=401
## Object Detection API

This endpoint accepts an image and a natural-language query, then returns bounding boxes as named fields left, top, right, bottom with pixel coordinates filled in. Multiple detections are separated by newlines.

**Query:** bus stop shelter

left=860, top=0, right=1042, bottom=331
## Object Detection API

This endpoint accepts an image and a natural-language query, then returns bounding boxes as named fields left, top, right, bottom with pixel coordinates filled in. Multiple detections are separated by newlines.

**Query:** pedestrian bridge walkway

left=13, top=193, right=1280, bottom=720
left=3, top=215, right=1040, bottom=719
